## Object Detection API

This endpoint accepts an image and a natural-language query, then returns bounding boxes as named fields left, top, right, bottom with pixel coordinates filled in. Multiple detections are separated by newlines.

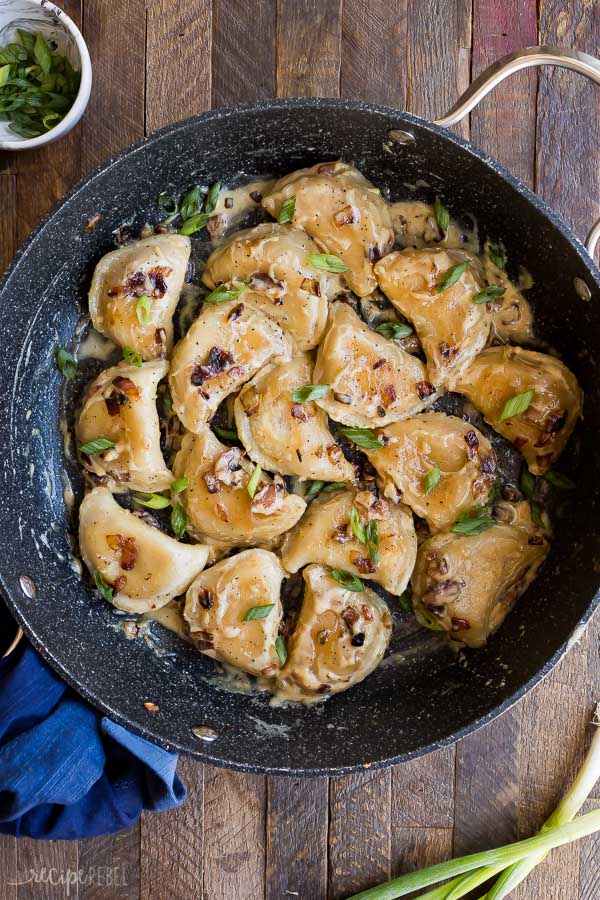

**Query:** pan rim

left=2, top=96, right=599, bottom=776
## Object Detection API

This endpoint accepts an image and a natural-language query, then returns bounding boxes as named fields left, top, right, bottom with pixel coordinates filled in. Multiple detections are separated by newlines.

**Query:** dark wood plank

left=341, top=0, right=408, bottom=107
left=81, top=0, right=146, bottom=173
left=79, top=825, right=140, bottom=899
left=471, top=0, right=538, bottom=186
left=0, top=835, right=17, bottom=900
left=15, top=840, right=78, bottom=899
left=406, top=0, right=472, bottom=139
left=212, top=0, right=276, bottom=106
left=0, top=173, right=17, bottom=275
left=265, top=776, right=328, bottom=900
left=537, top=0, right=600, bottom=240
left=276, top=0, right=343, bottom=97
left=454, top=707, right=521, bottom=856
left=202, top=767, right=266, bottom=900
left=328, top=770, right=392, bottom=900
left=391, top=747, right=454, bottom=828
left=140, top=759, right=202, bottom=900
left=146, top=0, right=212, bottom=132
left=579, top=795, right=600, bottom=900
left=391, top=827, right=453, bottom=878
left=515, top=672, right=589, bottom=899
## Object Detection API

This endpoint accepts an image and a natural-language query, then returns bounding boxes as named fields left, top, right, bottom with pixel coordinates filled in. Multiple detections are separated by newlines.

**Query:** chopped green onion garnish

left=247, top=463, right=262, bottom=499
left=179, top=187, right=202, bottom=221
left=122, top=346, right=143, bottom=367
left=337, top=426, right=384, bottom=450
left=398, top=590, right=412, bottom=614
left=204, top=282, right=248, bottom=303
left=307, top=253, right=348, bottom=273
left=349, top=506, right=367, bottom=544
left=180, top=212, right=210, bottom=235
left=519, top=466, right=535, bottom=500
left=374, top=322, right=414, bottom=340
left=416, top=607, right=444, bottom=631
left=472, top=284, right=507, bottom=304
left=366, top=519, right=379, bottom=565
left=291, top=384, right=330, bottom=403
left=278, top=195, right=296, bottom=223
left=212, top=425, right=238, bottom=441
left=171, top=501, right=187, bottom=539
left=132, top=492, right=170, bottom=510
left=451, top=507, right=495, bottom=536
left=305, top=480, right=325, bottom=501
left=93, top=569, right=113, bottom=604
left=323, top=482, right=347, bottom=493
left=79, top=437, right=115, bottom=455
left=204, top=181, right=220, bottom=214
left=544, top=470, right=575, bottom=489
left=56, top=347, right=76, bottom=379
left=530, top=499, right=543, bottom=528
left=435, top=261, right=468, bottom=293
left=330, top=569, right=364, bottom=592
left=136, top=293, right=152, bottom=326
left=423, top=465, right=441, bottom=494
left=157, top=192, right=179, bottom=216
left=498, top=389, right=534, bottom=422
left=488, top=242, right=507, bottom=269
left=0, top=29, right=80, bottom=138
left=242, top=604, right=275, bottom=622
left=275, top=636, right=287, bottom=665
left=171, top=476, right=189, bottom=494
left=434, top=196, right=450, bottom=232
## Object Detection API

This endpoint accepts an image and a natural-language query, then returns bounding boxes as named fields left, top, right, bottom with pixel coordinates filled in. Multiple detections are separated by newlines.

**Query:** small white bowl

left=0, top=0, right=92, bottom=151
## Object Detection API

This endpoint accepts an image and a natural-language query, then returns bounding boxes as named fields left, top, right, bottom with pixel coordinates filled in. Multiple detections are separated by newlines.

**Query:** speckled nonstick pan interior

left=1, top=99, right=600, bottom=776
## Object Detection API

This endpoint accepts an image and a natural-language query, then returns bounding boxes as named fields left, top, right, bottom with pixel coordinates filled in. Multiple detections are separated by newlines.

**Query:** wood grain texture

left=276, top=0, right=343, bottom=98
left=0, top=173, right=17, bottom=275
left=471, top=0, right=538, bottom=186
left=391, top=748, right=454, bottom=827
left=341, top=0, right=408, bottom=107
left=212, top=0, right=276, bottom=106
left=391, top=826, right=453, bottom=878
left=0, top=835, right=17, bottom=900
left=265, top=776, right=328, bottom=900
left=79, top=826, right=140, bottom=900
left=15, top=840, right=78, bottom=900
left=328, top=770, right=391, bottom=900
left=140, top=758, right=202, bottom=900
left=537, top=0, right=600, bottom=240
left=202, top=767, right=266, bottom=900
left=406, top=0, right=472, bottom=139
left=146, top=0, right=212, bottom=132
left=81, top=0, right=146, bottom=172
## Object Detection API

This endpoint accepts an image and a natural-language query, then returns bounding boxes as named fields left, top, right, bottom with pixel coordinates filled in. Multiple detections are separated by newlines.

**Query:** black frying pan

left=1, top=48, right=600, bottom=776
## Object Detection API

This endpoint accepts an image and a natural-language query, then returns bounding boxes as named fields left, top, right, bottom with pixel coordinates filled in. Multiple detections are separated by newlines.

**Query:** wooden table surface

left=1, top=1, right=599, bottom=898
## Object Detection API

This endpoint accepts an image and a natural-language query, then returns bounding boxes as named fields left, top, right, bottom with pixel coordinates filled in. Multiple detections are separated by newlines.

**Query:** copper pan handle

left=434, top=46, right=600, bottom=260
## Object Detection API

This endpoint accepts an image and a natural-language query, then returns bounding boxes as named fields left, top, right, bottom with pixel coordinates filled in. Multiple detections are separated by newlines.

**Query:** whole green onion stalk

left=349, top=706, right=600, bottom=900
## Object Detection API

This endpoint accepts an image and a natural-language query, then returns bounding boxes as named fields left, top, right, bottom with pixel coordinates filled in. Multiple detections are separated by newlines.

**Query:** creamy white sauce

left=77, top=328, right=117, bottom=361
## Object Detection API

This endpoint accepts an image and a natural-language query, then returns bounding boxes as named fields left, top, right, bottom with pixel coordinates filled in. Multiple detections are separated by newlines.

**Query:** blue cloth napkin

left=0, top=602, right=186, bottom=839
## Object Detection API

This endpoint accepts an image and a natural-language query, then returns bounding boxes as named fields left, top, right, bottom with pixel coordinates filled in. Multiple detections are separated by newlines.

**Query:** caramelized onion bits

left=106, top=533, right=138, bottom=571
left=190, top=347, right=235, bottom=386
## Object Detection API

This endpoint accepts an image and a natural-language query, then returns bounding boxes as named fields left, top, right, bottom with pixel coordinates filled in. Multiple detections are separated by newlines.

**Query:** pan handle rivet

left=19, top=575, right=37, bottom=599
left=387, top=128, right=416, bottom=145
left=192, top=725, right=219, bottom=742
left=574, top=277, right=592, bottom=302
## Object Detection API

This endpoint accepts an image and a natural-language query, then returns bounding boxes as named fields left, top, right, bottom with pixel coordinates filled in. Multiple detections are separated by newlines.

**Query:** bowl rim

left=0, top=0, right=92, bottom=151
